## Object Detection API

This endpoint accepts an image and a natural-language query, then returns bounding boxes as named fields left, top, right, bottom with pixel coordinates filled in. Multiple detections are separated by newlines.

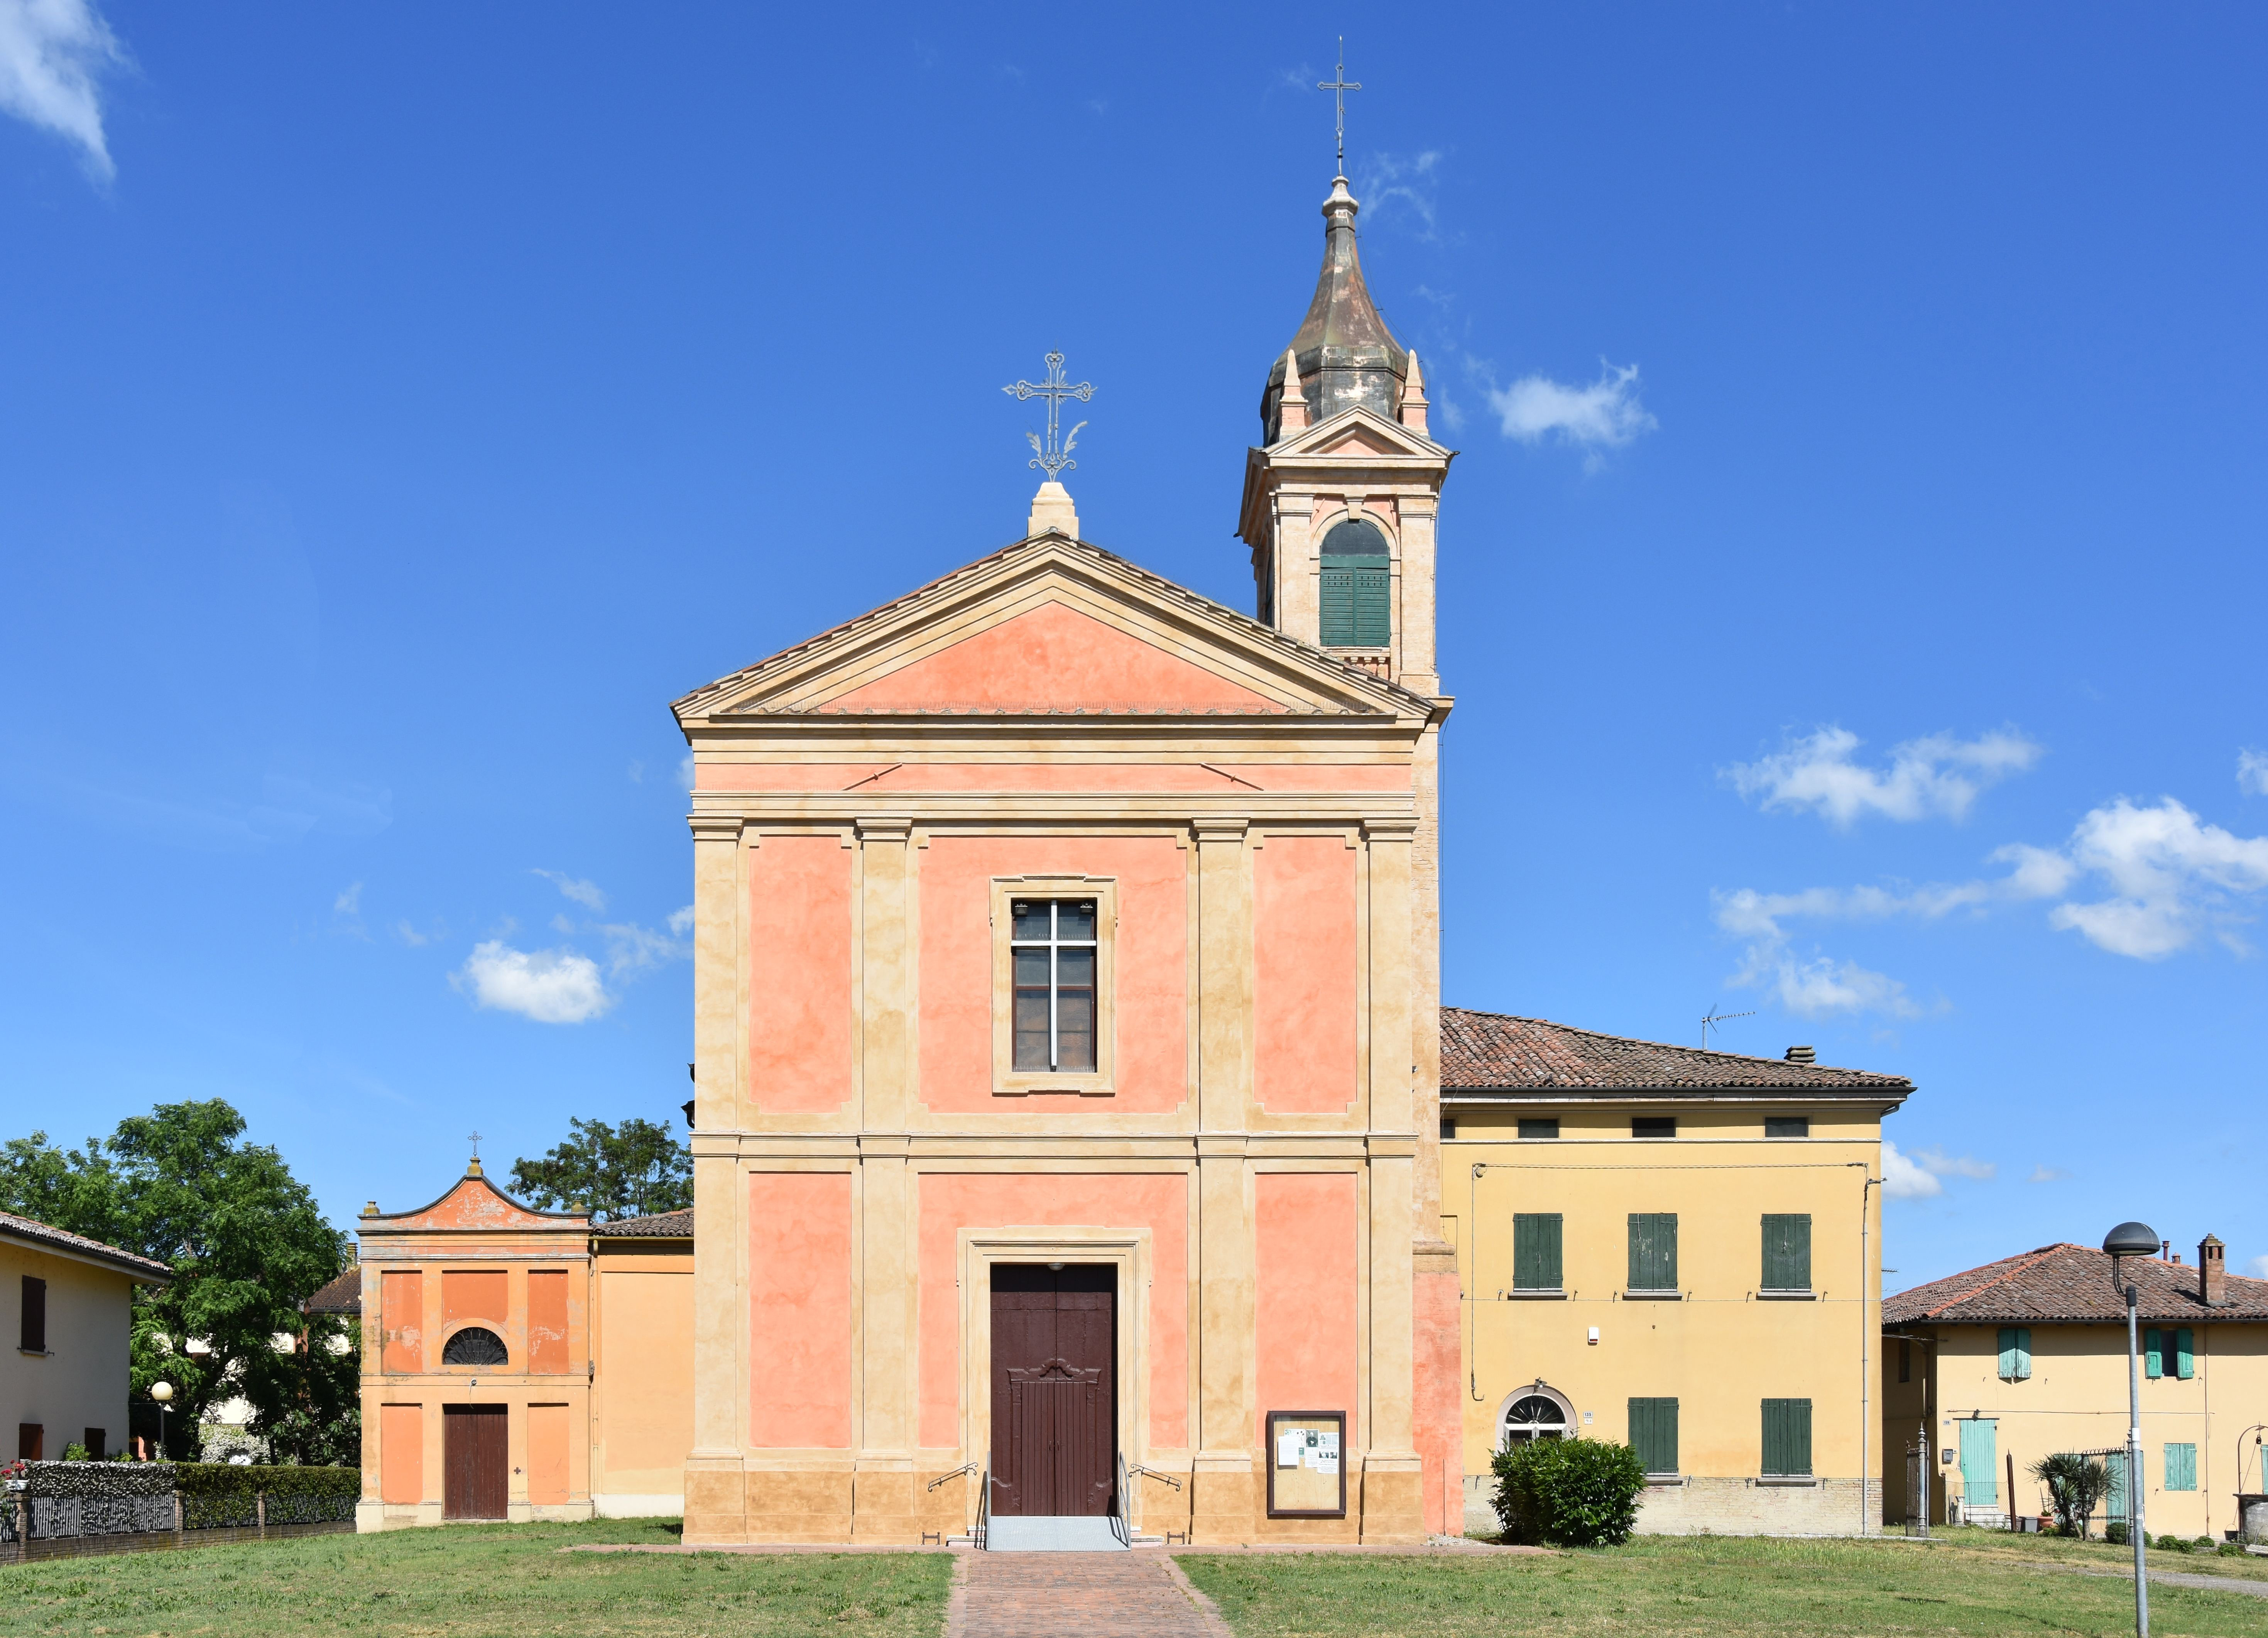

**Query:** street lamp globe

left=2103, top=1222, right=2158, bottom=1259
left=149, top=1381, right=173, bottom=1404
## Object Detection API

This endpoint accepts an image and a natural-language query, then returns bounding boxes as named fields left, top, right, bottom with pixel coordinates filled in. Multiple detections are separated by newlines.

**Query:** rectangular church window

left=1010, top=899, right=1099, bottom=1072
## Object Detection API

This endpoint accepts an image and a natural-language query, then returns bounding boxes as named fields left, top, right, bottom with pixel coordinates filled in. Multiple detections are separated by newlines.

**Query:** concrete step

left=984, top=1515, right=1128, bottom=1552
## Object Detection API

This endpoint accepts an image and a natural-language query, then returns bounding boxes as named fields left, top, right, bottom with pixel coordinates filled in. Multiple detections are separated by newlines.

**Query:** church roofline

left=672, top=532, right=1442, bottom=725
left=358, top=1166, right=589, bottom=1231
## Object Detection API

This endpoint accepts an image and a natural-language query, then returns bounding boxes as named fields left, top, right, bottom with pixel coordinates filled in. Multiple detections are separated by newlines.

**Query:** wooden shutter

left=1762, top=1215, right=1811, bottom=1290
left=2174, top=1328, right=2195, bottom=1380
left=1996, top=1327, right=2031, bottom=1381
left=2165, top=1443, right=2197, bottom=1491
left=1514, top=1214, right=1563, bottom=1290
left=2106, top=1450, right=2128, bottom=1518
left=1629, top=1398, right=1679, bottom=1475
left=1761, top=1399, right=1812, bottom=1476
left=2143, top=1327, right=2164, bottom=1379
left=20, top=1276, right=44, bottom=1353
left=1352, top=568, right=1390, bottom=646
left=1628, top=1214, right=1677, bottom=1291
left=1320, top=567, right=1355, bottom=645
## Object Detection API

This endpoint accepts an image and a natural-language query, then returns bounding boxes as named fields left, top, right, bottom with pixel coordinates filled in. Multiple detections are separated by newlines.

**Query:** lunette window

left=1011, top=898, right=1099, bottom=1073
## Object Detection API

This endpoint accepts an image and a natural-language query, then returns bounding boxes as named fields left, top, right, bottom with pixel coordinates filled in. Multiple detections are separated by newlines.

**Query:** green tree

left=0, top=1102, right=348, bottom=1462
left=509, top=1116, right=691, bottom=1222
left=249, top=1314, right=363, bottom=1467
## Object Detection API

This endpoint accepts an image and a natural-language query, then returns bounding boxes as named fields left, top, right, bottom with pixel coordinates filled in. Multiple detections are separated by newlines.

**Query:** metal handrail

left=977, top=1464, right=991, bottom=1550
left=1126, top=1464, right=1182, bottom=1492
left=926, top=1461, right=979, bottom=1492
left=1113, top=1453, right=1132, bottom=1547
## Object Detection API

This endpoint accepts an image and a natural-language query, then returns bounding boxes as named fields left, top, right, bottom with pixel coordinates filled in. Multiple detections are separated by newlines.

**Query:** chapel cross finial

left=1001, top=350, right=1095, bottom=482
left=467, top=1129, right=482, bottom=1159
left=1318, top=38, right=1362, bottom=176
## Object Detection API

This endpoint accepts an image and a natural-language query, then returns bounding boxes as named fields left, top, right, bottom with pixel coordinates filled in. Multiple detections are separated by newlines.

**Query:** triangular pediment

left=1265, top=404, right=1449, bottom=464
left=369, top=1173, right=584, bottom=1233
left=675, top=536, right=1434, bottom=722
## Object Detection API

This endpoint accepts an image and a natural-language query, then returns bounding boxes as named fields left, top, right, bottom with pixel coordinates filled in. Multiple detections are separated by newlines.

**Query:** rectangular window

left=1764, top=1116, right=1810, bottom=1139
left=1439, top=1117, right=1457, bottom=1140
left=20, top=1276, right=45, bottom=1352
left=1632, top=1116, right=1676, bottom=1139
left=1761, top=1399, right=1813, bottom=1477
left=2164, top=1443, right=2197, bottom=1491
left=16, top=1423, right=41, bottom=1461
left=1010, top=898, right=1099, bottom=1072
left=1513, top=1214, right=1563, bottom=1291
left=1628, top=1214, right=1678, bottom=1291
left=1762, top=1214, right=1812, bottom=1291
left=83, top=1428, right=105, bottom=1461
left=1898, top=1339, right=1911, bottom=1384
left=2173, top=1327, right=2194, bottom=1380
left=1996, top=1327, right=2032, bottom=1381
left=1518, top=1118, right=1559, bottom=1141
left=1629, top=1398, right=1679, bottom=1476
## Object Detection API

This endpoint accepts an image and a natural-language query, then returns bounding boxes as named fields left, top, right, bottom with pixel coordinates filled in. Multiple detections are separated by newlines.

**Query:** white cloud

left=2043, top=797, right=2268, bottom=958
left=1354, top=150, right=1443, bottom=239
left=0, top=0, right=123, bottom=179
left=678, top=754, right=696, bottom=793
left=668, top=905, right=695, bottom=936
left=2028, top=1166, right=2071, bottom=1184
left=2238, top=749, right=2268, bottom=797
left=1912, top=1146, right=1995, bottom=1182
left=394, top=920, right=433, bottom=948
left=2250, top=1254, right=2268, bottom=1280
left=601, top=920, right=689, bottom=975
left=1731, top=941, right=1920, bottom=1019
left=626, top=760, right=644, bottom=784
left=1726, top=727, right=2042, bottom=828
left=1487, top=360, right=1655, bottom=460
left=455, top=941, right=609, bottom=1024
left=334, top=882, right=362, bottom=916
left=1881, top=1141, right=1942, bottom=1200
left=533, top=869, right=607, bottom=912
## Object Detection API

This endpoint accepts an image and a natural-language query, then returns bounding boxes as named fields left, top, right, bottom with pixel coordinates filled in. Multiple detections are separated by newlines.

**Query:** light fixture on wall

left=1047, top=1262, right=1065, bottom=1271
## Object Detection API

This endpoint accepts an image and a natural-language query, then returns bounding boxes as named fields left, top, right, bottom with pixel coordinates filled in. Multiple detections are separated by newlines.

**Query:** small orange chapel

left=354, top=168, right=1465, bottom=1544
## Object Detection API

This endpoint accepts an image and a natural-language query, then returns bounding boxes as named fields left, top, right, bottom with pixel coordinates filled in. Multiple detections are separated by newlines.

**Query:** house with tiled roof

left=1439, top=1007, right=1915, bottom=1535
left=1881, top=1236, right=2268, bottom=1539
left=2, top=1210, right=170, bottom=1463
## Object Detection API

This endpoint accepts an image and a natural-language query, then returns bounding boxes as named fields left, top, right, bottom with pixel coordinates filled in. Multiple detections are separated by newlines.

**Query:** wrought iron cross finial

left=1318, top=38, right=1361, bottom=176
left=1001, top=350, right=1095, bottom=482
left=467, top=1129, right=482, bottom=1158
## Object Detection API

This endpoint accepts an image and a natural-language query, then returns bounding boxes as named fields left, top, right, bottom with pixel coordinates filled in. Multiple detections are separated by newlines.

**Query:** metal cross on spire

left=1318, top=38, right=1361, bottom=176
left=1001, top=350, right=1094, bottom=482
left=467, top=1130, right=482, bottom=1159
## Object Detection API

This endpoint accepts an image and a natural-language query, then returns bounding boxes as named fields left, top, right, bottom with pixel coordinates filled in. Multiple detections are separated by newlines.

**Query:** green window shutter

left=1319, top=567, right=1355, bottom=646
left=2164, top=1443, right=2197, bottom=1491
left=1998, top=1328, right=2018, bottom=1379
left=1628, top=1214, right=1677, bottom=1290
left=2015, top=1327, right=2031, bottom=1380
left=1351, top=567, right=1390, bottom=646
left=2106, top=1451, right=2128, bottom=1518
left=1761, top=1399, right=1813, bottom=1476
left=1763, top=1215, right=1812, bottom=1290
left=2143, top=1328, right=2164, bottom=1379
left=1629, top=1398, right=1679, bottom=1475
left=2175, top=1328, right=2194, bottom=1379
left=1957, top=1420, right=2000, bottom=1507
left=1513, top=1214, right=1563, bottom=1290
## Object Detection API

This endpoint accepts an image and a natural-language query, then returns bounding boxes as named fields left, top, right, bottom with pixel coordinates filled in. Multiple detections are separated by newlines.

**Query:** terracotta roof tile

left=592, top=1209, right=693, bottom=1238
left=1440, top=1007, right=1913, bottom=1098
left=0, top=1210, right=171, bottom=1280
left=1885, top=1242, right=2268, bottom=1325
left=301, top=1268, right=362, bottom=1315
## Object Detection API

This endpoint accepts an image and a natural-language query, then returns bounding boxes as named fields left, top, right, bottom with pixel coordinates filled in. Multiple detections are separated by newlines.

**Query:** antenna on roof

left=1699, top=1007, right=1755, bottom=1049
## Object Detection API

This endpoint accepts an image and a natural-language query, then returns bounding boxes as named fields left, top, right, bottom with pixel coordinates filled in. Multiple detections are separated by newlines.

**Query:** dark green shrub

left=2107, top=1520, right=2130, bottom=1545
left=1491, top=1438, right=1646, bottom=1547
left=174, top=1464, right=358, bottom=1528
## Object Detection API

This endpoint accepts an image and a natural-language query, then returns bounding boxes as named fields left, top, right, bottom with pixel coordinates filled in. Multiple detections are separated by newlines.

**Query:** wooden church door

left=989, top=1264, right=1115, bottom=1516
left=443, top=1403, right=509, bottom=1519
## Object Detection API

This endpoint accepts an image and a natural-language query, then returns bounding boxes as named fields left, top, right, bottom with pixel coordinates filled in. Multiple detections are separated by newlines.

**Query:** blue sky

left=2, top=4, right=2262, bottom=1291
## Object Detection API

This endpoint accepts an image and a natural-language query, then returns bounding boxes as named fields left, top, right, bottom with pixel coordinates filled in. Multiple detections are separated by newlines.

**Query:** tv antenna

left=1700, top=1007, right=1755, bottom=1049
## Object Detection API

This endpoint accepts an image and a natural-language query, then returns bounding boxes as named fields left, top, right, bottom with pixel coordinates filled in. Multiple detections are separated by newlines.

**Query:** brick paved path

left=950, top=1550, right=1230, bottom=1638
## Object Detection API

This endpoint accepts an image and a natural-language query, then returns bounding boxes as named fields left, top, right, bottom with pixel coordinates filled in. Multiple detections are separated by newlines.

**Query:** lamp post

left=150, top=1381, right=173, bottom=1461
left=2104, top=1220, right=2158, bottom=1638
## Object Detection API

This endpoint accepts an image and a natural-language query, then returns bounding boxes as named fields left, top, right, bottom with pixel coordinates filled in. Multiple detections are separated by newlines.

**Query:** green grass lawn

left=0, top=1520, right=953, bottom=1638
left=1180, top=1533, right=2268, bottom=1637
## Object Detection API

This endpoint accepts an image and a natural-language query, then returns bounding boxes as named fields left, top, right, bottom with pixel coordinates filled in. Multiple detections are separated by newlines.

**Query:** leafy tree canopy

left=0, top=1100, right=348, bottom=1460
left=509, top=1116, right=690, bottom=1222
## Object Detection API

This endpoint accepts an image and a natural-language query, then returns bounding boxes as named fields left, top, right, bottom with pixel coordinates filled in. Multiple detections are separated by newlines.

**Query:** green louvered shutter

left=1514, top=1214, right=1563, bottom=1290
left=1763, top=1215, right=1812, bottom=1290
left=1762, top=1399, right=1813, bottom=1476
left=1629, top=1214, right=1678, bottom=1291
left=2106, top=1451, right=2128, bottom=1519
left=2175, top=1328, right=2195, bottom=1379
left=1319, top=565, right=1356, bottom=646
left=1996, top=1327, right=2032, bottom=1381
left=1351, top=566, right=1390, bottom=646
left=2165, top=1443, right=2197, bottom=1491
left=2144, top=1328, right=2164, bottom=1379
left=1629, top=1398, right=1679, bottom=1475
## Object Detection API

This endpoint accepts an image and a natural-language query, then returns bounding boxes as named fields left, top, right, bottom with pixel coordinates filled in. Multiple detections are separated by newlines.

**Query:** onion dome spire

left=1261, top=175, right=1408, bottom=443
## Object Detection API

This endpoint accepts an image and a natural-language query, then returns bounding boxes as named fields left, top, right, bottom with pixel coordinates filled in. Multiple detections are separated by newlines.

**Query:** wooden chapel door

left=989, top=1264, right=1115, bottom=1516
left=443, top=1404, right=509, bottom=1519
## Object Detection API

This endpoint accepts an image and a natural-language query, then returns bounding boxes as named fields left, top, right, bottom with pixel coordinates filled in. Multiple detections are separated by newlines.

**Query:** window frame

left=1764, top=1115, right=1810, bottom=1139
left=1761, top=1398, right=1814, bottom=1478
left=1629, top=1397, right=1680, bottom=1477
left=20, top=1275, right=46, bottom=1353
left=1317, top=515, right=1393, bottom=651
left=1761, top=1214, right=1813, bottom=1295
left=1513, top=1213, right=1564, bottom=1294
left=990, top=876, right=1118, bottom=1096
left=1627, top=1212, right=1680, bottom=1295
left=1631, top=1116, right=1676, bottom=1140
left=1997, top=1326, right=2033, bottom=1382
left=1517, top=1118, right=1559, bottom=1141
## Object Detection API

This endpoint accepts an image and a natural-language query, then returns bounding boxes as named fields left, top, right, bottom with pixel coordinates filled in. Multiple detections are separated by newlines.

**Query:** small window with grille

left=1011, top=899, right=1099, bottom=1073
left=441, top=1327, right=509, bottom=1367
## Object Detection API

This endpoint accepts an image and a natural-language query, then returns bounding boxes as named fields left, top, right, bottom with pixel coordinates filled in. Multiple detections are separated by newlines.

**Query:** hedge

left=1491, top=1437, right=1648, bottom=1547
left=5, top=1461, right=358, bottom=1533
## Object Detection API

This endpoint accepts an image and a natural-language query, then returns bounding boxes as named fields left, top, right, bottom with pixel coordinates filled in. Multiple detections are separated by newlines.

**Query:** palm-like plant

left=2031, top=1451, right=2115, bottom=1537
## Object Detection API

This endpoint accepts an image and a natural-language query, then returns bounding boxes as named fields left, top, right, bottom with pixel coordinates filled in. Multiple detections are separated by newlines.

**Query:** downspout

left=1855, top=1161, right=1878, bottom=1537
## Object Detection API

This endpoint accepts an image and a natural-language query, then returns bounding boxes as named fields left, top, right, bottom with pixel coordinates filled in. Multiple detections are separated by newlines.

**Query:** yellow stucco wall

left=1445, top=1103, right=1888, bottom=1535
left=1884, top=1319, right=2268, bottom=1540
left=1, top=1237, right=142, bottom=1461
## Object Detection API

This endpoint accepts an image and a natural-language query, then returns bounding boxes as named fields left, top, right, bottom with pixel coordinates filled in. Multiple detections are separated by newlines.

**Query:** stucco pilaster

left=857, top=818, right=915, bottom=1131
left=854, top=1135, right=917, bottom=1540
left=1193, top=820, right=1252, bottom=1130
left=684, top=815, right=747, bottom=1545
left=1362, top=818, right=1416, bottom=1137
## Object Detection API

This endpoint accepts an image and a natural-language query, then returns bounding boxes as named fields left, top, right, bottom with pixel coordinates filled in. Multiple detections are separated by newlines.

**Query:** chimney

left=1785, top=1045, right=1816, bottom=1065
left=2200, top=1235, right=2226, bottom=1306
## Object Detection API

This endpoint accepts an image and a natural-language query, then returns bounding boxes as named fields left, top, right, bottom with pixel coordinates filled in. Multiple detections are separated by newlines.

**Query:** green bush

left=2107, top=1520, right=2130, bottom=1545
left=175, top=1464, right=359, bottom=1528
left=1491, top=1438, right=1647, bottom=1547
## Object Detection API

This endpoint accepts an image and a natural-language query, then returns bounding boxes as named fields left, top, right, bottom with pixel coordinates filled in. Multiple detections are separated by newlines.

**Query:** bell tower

left=1236, top=176, right=1452, bottom=698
